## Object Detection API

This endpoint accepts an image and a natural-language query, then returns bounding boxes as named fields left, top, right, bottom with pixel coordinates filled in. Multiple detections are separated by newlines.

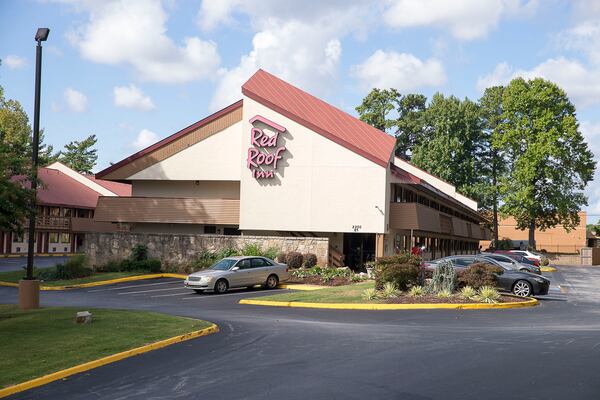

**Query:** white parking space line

left=181, top=288, right=287, bottom=300
left=87, top=280, right=182, bottom=293
left=118, top=286, right=186, bottom=295
left=150, top=291, right=191, bottom=298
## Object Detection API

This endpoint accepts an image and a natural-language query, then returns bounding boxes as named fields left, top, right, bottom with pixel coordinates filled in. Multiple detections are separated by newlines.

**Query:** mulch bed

left=287, top=276, right=354, bottom=286
left=385, top=294, right=528, bottom=304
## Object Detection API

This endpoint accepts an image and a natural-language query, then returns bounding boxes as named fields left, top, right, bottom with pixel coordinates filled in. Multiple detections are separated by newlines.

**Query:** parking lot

left=2, top=266, right=600, bottom=399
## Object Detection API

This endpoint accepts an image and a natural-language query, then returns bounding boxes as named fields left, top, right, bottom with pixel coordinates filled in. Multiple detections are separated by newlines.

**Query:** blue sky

left=2, top=0, right=600, bottom=220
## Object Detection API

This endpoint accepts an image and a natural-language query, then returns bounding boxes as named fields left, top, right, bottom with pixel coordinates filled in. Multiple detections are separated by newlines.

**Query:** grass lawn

left=0, top=305, right=212, bottom=388
left=0, top=270, right=156, bottom=287
left=260, top=281, right=376, bottom=303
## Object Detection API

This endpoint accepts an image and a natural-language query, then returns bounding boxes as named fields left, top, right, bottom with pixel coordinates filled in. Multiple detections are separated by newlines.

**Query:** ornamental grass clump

left=427, top=260, right=456, bottom=294
left=381, top=282, right=400, bottom=298
left=436, top=289, right=452, bottom=298
left=362, top=288, right=379, bottom=301
left=459, top=286, right=477, bottom=300
left=408, top=285, right=424, bottom=297
left=477, top=286, right=500, bottom=303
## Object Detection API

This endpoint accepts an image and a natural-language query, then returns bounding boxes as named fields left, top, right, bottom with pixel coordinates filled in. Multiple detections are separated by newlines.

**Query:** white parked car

left=509, top=250, right=542, bottom=261
left=184, top=256, right=290, bottom=294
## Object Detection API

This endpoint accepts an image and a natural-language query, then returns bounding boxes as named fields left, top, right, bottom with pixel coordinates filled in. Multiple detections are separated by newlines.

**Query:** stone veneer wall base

left=83, top=232, right=330, bottom=267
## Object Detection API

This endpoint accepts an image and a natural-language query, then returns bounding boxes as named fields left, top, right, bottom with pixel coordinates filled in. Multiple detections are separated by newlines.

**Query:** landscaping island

left=0, top=305, right=214, bottom=389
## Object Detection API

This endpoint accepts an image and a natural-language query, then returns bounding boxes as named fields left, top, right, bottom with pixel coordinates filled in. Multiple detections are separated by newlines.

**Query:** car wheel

left=193, top=289, right=204, bottom=294
left=519, top=268, right=529, bottom=272
left=214, top=279, right=228, bottom=294
left=265, top=274, right=279, bottom=289
left=512, top=280, right=532, bottom=297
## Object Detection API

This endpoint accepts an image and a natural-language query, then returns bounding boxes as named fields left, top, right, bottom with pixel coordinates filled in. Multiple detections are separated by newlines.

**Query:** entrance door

left=343, top=233, right=375, bottom=270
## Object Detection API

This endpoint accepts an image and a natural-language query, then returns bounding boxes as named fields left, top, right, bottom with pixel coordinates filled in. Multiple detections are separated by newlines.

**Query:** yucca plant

left=477, top=286, right=500, bottom=303
left=459, top=286, right=477, bottom=300
left=426, top=260, right=457, bottom=294
left=408, top=285, right=424, bottom=297
left=362, top=288, right=379, bottom=301
left=436, top=289, right=452, bottom=298
left=381, top=282, right=400, bottom=298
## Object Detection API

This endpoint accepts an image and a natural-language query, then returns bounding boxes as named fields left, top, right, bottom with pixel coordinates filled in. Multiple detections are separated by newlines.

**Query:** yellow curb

left=0, top=323, right=219, bottom=399
left=277, top=283, right=327, bottom=291
left=540, top=266, right=557, bottom=272
left=0, top=273, right=187, bottom=291
left=239, top=296, right=538, bottom=310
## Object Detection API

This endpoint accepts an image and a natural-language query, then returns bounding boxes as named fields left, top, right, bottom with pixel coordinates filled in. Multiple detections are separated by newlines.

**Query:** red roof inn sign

left=247, top=115, right=287, bottom=179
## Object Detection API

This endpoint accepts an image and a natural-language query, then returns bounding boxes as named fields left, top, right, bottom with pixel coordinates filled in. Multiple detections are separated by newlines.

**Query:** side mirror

left=231, top=266, right=239, bottom=271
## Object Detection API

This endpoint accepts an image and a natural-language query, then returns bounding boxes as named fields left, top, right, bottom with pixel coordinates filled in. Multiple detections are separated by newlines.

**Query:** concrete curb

left=239, top=296, right=539, bottom=310
left=277, top=283, right=327, bottom=291
left=0, top=273, right=188, bottom=291
left=0, top=323, right=219, bottom=399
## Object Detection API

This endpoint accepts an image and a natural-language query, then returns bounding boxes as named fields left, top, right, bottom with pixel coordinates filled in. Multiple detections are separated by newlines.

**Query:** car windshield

left=209, top=259, right=238, bottom=271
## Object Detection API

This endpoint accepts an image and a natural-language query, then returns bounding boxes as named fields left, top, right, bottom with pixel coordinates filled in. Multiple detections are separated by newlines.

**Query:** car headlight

left=201, top=276, right=213, bottom=282
left=533, top=277, right=546, bottom=283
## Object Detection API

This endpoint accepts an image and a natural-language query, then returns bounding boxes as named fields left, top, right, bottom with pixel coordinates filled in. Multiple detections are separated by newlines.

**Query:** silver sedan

left=184, top=256, right=290, bottom=294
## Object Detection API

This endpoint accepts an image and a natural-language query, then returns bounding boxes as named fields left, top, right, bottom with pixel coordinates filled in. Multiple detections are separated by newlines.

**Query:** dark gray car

left=426, top=255, right=550, bottom=297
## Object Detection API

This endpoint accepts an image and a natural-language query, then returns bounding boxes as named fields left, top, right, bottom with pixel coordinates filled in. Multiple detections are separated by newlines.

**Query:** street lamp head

left=35, top=28, right=50, bottom=42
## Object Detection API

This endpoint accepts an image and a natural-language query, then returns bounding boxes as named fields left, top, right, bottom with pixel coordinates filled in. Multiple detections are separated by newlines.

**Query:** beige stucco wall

left=128, top=121, right=243, bottom=181
left=240, top=97, right=388, bottom=233
left=132, top=180, right=240, bottom=199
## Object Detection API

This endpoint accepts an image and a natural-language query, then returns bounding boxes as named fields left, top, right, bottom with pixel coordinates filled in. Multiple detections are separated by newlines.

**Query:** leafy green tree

left=356, top=89, right=427, bottom=159
left=477, top=86, right=508, bottom=246
left=58, top=134, right=98, bottom=174
left=411, top=94, right=483, bottom=200
left=0, top=85, right=33, bottom=232
left=497, top=77, right=595, bottom=249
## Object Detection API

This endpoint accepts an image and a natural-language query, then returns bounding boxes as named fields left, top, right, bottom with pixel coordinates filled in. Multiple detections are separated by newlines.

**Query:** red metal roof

left=13, top=168, right=130, bottom=209
left=242, top=69, right=396, bottom=168
left=85, top=175, right=132, bottom=196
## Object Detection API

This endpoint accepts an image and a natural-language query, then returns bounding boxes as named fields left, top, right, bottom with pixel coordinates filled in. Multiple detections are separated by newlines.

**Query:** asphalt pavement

left=0, top=256, right=70, bottom=272
left=1, top=267, right=600, bottom=400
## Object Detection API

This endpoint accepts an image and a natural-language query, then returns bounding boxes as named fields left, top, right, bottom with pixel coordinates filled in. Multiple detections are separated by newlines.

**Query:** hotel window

left=49, top=233, right=59, bottom=243
left=61, top=233, right=70, bottom=244
left=49, top=207, right=60, bottom=216
left=61, top=208, right=72, bottom=217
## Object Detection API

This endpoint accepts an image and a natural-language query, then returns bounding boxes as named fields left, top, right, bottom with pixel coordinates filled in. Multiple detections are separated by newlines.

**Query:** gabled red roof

left=85, top=175, right=132, bottom=196
left=13, top=167, right=130, bottom=209
left=242, top=69, right=396, bottom=168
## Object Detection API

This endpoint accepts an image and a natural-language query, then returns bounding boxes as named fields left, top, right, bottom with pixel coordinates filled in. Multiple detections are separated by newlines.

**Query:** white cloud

left=204, top=1, right=374, bottom=111
left=64, top=87, right=88, bottom=112
left=66, top=0, right=220, bottom=83
left=131, top=129, right=159, bottom=151
left=558, top=19, right=600, bottom=65
left=351, top=50, right=445, bottom=91
left=3, top=55, right=27, bottom=69
left=579, top=121, right=600, bottom=217
left=113, top=84, right=155, bottom=111
left=477, top=58, right=600, bottom=107
left=383, top=0, right=538, bottom=40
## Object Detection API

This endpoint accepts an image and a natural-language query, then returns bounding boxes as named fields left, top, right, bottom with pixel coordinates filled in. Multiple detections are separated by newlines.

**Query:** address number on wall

left=352, top=225, right=362, bottom=232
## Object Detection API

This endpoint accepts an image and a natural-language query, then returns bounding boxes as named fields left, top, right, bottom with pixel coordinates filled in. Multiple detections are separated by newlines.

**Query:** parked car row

left=425, top=254, right=550, bottom=297
left=493, top=250, right=543, bottom=266
left=184, top=256, right=290, bottom=294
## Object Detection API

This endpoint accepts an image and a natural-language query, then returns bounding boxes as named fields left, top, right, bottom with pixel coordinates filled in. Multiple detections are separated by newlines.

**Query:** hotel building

left=94, top=70, right=488, bottom=268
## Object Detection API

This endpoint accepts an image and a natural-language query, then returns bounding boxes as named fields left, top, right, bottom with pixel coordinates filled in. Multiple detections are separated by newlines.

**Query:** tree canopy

left=58, top=134, right=98, bottom=174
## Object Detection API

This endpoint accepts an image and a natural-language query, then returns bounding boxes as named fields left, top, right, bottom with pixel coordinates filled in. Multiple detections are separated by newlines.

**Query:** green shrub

left=286, top=252, right=304, bottom=268
left=362, top=288, right=378, bottom=301
left=408, top=285, right=424, bottom=297
left=459, top=286, right=477, bottom=300
left=427, top=260, right=456, bottom=294
left=263, top=247, right=279, bottom=260
left=216, top=247, right=240, bottom=259
left=477, top=286, right=500, bottom=303
left=373, top=252, right=421, bottom=290
left=241, top=243, right=262, bottom=256
left=130, top=244, right=149, bottom=261
left=303, top=253, right=317, bottom=268
left=276, top=252, right=288, bottom=263
left=436, top=289, right=452, bottom=298
left=381, top=282, right=400, bottom=298
left=458, top=263, right=502, bottom=289
left=191, top=251, right=218, bottom=270
left=140, top=259, right=161, bottom=273
left=496, top=238, right=512, bottom=250
left=103, top=260, right=122, bottom=272
left=55, top=255, right=91, bottom=280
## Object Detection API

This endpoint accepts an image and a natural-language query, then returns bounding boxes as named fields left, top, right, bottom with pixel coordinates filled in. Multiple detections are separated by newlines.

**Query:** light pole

left=19, top=28, right=50, bottom=310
